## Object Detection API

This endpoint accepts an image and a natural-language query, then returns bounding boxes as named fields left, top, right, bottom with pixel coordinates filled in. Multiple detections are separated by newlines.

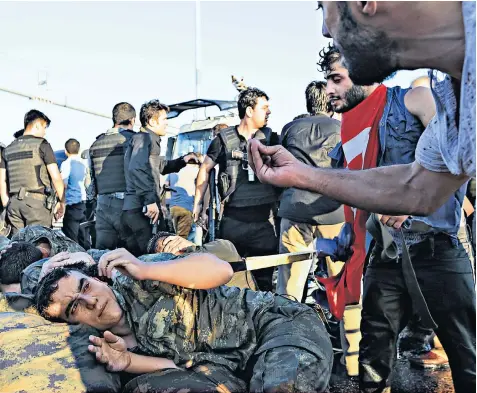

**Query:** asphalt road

left=328, top=354, right=454, bottom=393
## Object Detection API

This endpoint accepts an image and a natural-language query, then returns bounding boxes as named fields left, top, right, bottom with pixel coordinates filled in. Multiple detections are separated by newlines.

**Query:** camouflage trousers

left=124, top=308, right=333, bottom=393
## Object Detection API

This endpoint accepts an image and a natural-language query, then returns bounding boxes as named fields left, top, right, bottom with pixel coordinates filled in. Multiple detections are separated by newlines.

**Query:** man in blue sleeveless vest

left=320, top=44, right=475, bottom=393
left=0, top=110, right=66, bottom=235
left=193, top=88, right=280, bottom=292
left=88, top=103, right=136, bottom=250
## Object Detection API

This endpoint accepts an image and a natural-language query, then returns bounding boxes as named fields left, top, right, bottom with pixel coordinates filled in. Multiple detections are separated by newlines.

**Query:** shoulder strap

left=218, top=127, right=241, bottom=153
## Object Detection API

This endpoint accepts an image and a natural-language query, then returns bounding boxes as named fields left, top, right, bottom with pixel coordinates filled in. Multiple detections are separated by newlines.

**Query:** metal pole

left=0, top=86, right=110, bottom=119
left=194, top=0, right=201, bottom=120
left=208, top=168, right=216, bottom=241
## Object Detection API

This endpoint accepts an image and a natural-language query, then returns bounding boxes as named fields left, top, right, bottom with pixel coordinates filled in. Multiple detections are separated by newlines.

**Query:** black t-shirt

left=0, top=136, right=56, bottom=169
left=206, top=127, right=279, bottom=169
left=206, top=127, right=279, bottom=221
left=206, top=135, right=228, bottom=172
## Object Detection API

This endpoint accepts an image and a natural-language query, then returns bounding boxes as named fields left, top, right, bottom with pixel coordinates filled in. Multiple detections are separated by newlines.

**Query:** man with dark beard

left=248, top=1, right=474, bottom=220
left=318, top=44, right=475, bottom=393
left=193, top=88, right=280, bottom=292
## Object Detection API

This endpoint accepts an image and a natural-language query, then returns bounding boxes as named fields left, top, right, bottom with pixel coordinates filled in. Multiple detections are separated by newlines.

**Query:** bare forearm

left=0, top=170, right=8, bottom=206
left=142, top=253, right=233, bottom=289
left=194, top=165, right=210, bottom=209
left=294, top=162, right=468, bottom=216
left=125, top=352, right=177, bottom=374
left=52, top=179, right=65, bottom=202
left=0, top=181, right=8, bottom=207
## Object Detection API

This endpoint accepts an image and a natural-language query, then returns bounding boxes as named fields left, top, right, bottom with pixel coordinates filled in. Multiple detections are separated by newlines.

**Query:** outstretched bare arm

left=248, top=140, right=469, bottom=216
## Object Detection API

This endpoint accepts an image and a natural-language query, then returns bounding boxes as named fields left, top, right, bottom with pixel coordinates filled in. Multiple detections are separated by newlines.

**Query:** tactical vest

left=4, top=136, right=52, bottom=193
left=89, top=130, right=134, bottom=194
left=218, top=126, right=278, bottom=208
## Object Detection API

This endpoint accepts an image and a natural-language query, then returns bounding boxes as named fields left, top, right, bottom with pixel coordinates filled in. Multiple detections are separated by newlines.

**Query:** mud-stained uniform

left=113, top=253, right=333, bottom=393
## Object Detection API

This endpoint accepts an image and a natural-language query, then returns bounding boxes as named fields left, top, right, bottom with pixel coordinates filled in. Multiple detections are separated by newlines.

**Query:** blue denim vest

left=330, top=86, right=465, bottom=235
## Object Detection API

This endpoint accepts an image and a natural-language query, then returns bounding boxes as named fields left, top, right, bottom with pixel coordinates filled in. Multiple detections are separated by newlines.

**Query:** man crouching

left=35, top=249, right=333, bottom=393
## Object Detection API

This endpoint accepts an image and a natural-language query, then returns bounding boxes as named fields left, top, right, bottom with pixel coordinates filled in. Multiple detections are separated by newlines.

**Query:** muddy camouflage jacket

left=11, top=225, right=86, bottom=253
left=112, top=253, right=317, bottom=372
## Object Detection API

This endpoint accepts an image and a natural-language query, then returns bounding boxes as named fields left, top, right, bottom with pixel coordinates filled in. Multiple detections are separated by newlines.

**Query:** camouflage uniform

left=113, top=253, right=333, bottom=393
left=11, top=225, right=85, bottom=254
left=0, top=235, right=10, bottom=251
left=22, top=239, right=256, bottom=296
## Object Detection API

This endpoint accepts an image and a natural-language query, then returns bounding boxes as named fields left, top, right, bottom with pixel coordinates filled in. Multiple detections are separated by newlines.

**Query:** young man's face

left=44, top=271, right=123, bottom=331
left=149, top=110, right=168, bottom=136
left=318, top=1, right=398, bottom=86
left=249, top=97, right=271, bottom=129
left=325, top=61, right=367, bottom=113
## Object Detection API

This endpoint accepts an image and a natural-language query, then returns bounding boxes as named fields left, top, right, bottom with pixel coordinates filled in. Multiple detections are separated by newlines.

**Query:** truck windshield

left=173, top=130, right=213, bottom=159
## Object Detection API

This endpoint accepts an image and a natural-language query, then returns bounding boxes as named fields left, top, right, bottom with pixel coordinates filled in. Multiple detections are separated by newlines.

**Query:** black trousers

left=121, top=209, right=153, bottom=256
left=7, top=195, right=52, bottom=236
left=62, top=202, right=90, bottom=249
left=219, top=215, right=278, bottom=292
left=95, top=195, right=124, bottom=250
left=359, top=234, right=476, bottom=393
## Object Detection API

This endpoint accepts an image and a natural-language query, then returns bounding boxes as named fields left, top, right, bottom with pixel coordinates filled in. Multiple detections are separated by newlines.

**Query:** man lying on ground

left=0, top=242, right=43, bottom=293
left=0, top=225, right=85, bottom=256
left=34, top=249, right=333, bottom=393
left=21, top=230, right=258, bottom=295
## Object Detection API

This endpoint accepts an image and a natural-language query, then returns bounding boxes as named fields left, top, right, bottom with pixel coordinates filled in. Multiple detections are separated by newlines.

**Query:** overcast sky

left=0, top=1, right=426, bottom=151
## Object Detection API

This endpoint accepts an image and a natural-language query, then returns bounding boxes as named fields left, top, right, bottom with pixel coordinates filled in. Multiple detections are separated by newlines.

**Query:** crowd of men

left=0, top=2, right=475, bottom=393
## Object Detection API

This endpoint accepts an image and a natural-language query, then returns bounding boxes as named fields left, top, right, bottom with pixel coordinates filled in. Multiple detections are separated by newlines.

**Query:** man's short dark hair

left=237, top=88, right=269, bottom=119
left=65, top=138, right=80, bottom=154
left=317, top=43, right=342, bottom=75
left=112, top=102, right=136, bottom=126
left=35, top=262, right=99, bottom=321
left=140, top=100, right=169, bottom=127
left=0, top=242, right=43, bottom=285
left=24, top=110, right=51, bottom=130
left=147, top=231, right=176, bottom=254
left=305, top=81, right=329, bottom=115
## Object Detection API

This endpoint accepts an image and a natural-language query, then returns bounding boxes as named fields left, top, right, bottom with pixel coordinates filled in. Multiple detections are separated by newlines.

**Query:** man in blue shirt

left=165, top=173, right=194, bottom=239
left=60, top=139, right=88, bottom=248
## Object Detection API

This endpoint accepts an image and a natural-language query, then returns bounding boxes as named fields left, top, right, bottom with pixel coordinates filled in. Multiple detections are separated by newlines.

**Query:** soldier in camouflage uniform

left=35, top=249, right=333, bottom=393
left=11, top=224, right=85, bottom=256
left=21, top=234, right=257, bottom=296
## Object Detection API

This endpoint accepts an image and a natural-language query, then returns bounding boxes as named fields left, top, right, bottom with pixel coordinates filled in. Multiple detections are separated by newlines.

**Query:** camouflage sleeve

left=20, top=259, right=49, bottom=295
left=0, top=235, right=10, bottom=250
left=87, top=249, right=109, bottom=262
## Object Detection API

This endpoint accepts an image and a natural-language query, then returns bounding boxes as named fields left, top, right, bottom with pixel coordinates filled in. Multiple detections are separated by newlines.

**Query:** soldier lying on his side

left=34, top=249, right=333, bottom=393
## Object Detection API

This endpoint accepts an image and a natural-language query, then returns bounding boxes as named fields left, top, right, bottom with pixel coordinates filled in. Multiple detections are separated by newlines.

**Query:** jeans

left=63, top=202, right=89, bottom=249
left=359, top=234, right=476, bottom=393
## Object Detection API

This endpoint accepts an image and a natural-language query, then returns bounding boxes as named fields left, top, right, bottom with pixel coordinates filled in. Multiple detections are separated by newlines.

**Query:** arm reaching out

left=98, top=248, right=233, bottom=289
left=247, top=139, right=469, bottom=216
left=88, top=331, right=177, bottom=374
